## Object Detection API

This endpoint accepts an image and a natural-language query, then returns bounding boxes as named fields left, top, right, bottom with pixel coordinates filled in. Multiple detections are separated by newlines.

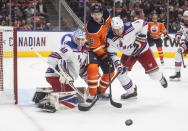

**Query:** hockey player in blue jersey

left=33, top=29, right=88, bottom=112
left=170, top=11, right=188, bottom=81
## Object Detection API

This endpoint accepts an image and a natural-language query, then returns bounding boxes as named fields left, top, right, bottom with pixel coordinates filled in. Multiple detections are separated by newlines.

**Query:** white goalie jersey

left=45, top=41, right=88, bottom=80
left=107, top=19, right=149, bottom=63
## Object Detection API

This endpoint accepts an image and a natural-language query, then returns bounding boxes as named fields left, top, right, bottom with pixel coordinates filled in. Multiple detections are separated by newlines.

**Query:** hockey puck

left=125, top=119, right=133, bottom=126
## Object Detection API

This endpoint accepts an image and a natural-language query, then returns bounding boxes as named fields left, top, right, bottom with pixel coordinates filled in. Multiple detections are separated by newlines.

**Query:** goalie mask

left=72, top=29, right=86, bottom=47
left=111, top=17, right=124, bottom=36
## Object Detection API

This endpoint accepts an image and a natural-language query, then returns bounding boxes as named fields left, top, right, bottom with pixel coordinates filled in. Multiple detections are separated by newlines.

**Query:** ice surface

left=0, top=57, right=188, bottom=131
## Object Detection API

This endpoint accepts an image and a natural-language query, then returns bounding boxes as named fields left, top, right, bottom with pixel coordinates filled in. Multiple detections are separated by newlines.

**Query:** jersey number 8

left=88, top=38, right=94, bottom=44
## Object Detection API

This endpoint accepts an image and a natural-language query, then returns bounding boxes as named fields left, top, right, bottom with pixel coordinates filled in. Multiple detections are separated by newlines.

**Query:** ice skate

left=121, top=86, right=137, bottom=100
left=86, top=95, right=97, bottom=103
left=160, top=59, right=164, bottom=65
left=169, top=72, right=181, bottom=81
left=38, top=102, right=56, bottom=113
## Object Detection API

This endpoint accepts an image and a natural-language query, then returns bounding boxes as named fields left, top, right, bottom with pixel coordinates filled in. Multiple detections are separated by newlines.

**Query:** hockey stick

left=30, top=47, right=85, bottom=99
left=78, top=71, right=121, bottom=111
left=174, top=40, right=187, bottom=68
left=78, top=44, right=140, bottom=111
left=109, top=63, right=122, bottom=108
left=180, top=49, right=186, bottom=68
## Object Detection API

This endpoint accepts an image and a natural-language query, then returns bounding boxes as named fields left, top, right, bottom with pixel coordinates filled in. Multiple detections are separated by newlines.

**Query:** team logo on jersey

left=151, top=25, right=158, bottom=33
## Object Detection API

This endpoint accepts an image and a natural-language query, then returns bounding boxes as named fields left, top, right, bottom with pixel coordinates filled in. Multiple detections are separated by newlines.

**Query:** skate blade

left=169, top=78, right=181, bottom=81
left=120, top=96, right=137, bottom=101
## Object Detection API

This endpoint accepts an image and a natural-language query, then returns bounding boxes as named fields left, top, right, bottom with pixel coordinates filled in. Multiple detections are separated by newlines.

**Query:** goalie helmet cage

left=0, top=26, right=17, bottom=104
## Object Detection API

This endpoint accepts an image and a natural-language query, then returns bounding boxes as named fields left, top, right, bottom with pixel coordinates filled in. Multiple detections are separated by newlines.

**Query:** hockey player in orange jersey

left=85, top=4, right=115, bottom=102
left=147, top=13, right=169, bottom=64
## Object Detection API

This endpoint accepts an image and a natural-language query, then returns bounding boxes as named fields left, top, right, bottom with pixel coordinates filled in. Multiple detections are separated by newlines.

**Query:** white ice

left=0, top=57, right=188, bottom=131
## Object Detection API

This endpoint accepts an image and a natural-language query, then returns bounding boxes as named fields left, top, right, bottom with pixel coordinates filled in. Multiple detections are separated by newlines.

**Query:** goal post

left=0, top=26, right=17, bottom=104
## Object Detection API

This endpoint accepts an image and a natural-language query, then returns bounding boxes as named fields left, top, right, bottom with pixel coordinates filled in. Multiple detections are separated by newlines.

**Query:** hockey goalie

left=32, top=29, right=88, bottom=112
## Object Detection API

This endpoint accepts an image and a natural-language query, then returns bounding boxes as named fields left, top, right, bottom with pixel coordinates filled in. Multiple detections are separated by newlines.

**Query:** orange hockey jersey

left=148, top=22, right=167, bottom=39
left=85, top=9, right=111, bottom=57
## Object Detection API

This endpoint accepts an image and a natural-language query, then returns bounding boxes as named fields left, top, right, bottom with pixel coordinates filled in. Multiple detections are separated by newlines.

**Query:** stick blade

left=110, top=98, right=122, bottom=108
left=78, top=96, right=99, bottom=111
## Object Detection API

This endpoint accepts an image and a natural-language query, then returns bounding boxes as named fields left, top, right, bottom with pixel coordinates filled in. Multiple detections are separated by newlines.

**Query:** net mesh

left=0, top=26, right=17, bottom=104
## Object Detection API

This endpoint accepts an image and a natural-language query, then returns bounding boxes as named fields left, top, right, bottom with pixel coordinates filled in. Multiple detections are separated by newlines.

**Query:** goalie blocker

left=32, top=87, right=88, bottom=112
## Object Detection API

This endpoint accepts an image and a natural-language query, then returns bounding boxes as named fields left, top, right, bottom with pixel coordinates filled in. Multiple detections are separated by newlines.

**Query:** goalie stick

left=30, top=47, right=86, bottom=99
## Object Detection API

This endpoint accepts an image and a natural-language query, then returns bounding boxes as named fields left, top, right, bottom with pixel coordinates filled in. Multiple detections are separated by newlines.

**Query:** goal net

left=0, top=26, right=17, bottom=104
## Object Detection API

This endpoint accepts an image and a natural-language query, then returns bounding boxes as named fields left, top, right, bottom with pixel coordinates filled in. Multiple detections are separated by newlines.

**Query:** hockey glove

left=175, top=34, right=182, bottom=44
left=114, top=60, right=126, bottom=74
left=100, top=53, right=113, bottom=65
left=114, top=60, right=123, bottom=72
left=163, top=34, right=171, bottom=40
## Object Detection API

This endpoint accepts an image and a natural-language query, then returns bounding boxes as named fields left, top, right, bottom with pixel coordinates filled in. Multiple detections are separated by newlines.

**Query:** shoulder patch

left=124, top=22, right=133, bottom=30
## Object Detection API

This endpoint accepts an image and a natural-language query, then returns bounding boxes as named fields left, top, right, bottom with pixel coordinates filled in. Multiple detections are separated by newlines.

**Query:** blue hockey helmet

left=72, top=29, right=86, bottom=47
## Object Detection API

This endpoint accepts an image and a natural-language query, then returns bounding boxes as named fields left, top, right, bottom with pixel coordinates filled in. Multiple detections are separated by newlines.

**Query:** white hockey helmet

left=72, top=29, right=86, bottom=46
left=111, top=17, right=124, bottom=29
left=183, top=11, right=188, bottom=17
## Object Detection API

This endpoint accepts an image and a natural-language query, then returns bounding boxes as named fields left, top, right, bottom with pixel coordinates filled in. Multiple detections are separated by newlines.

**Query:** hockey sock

left=157, top=46, right=164, bottom=61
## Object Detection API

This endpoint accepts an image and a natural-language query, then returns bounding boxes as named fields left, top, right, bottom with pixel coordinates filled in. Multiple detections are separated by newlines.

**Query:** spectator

left=36, top=0, right=48, bottom=21
left=0, top=0, right=50, bottom=30
left=25, top=4, right=34, bottom=17
left=67, top=0, right=188, bottom=33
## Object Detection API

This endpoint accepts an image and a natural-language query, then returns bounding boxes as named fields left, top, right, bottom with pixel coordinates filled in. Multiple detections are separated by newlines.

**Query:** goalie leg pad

left=58, top=91, right=78, bottom=108
left=38, top=91, right=79, bottom=112
left=32, top=87, right=53, bottom=103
